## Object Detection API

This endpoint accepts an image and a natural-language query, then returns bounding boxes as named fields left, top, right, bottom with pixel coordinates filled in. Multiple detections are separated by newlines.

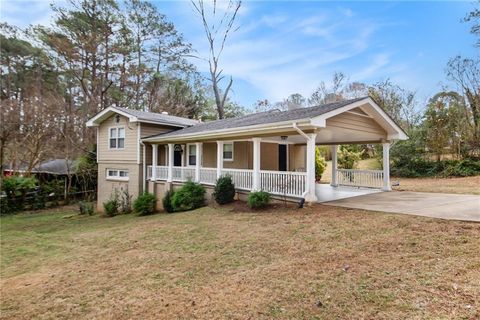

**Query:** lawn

left=321, top=160, right=479, bottom=195
left=1, top=204, right=479, bottom=319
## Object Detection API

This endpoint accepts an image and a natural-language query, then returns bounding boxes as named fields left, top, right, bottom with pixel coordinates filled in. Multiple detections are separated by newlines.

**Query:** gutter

left=292, top=123, right=312, bottom=141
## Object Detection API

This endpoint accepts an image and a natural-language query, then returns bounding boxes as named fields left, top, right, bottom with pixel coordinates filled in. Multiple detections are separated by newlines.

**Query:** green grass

left=1, top=205, right=479, bottom=319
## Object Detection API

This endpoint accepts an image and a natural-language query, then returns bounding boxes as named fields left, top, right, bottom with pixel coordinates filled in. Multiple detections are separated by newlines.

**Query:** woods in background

left=1, top=0, right=479, bottom=179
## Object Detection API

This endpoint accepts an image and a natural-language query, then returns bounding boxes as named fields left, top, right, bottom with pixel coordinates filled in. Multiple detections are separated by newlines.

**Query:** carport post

left=330, top=145, right=338, bottom=187
left=304, top=133, right=318, bottom=203
left=382, top=142, right=391, bottom=191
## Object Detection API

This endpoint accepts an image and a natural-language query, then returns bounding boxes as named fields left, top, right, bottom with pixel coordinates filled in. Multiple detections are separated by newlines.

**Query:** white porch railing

left=337, top=169, right=383, bottom=189
left=172, top=167, right=195, bottom=182
left=221, top=168, right=253, bottom=190
left=147, top=166, right=307, bottom=197
left=200, top=167, right=217, bottom=185
left=146, top=165, right=168, bottom=180
left=260, top=170, right=307, bottom=197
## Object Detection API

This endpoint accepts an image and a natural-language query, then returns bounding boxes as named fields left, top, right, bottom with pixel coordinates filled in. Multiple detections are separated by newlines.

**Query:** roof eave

left=142, top=118, right=313, bottom=143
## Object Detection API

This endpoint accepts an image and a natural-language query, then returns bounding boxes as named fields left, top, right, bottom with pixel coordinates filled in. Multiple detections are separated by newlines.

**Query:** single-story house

left=86, top=96, right=407, bottom=211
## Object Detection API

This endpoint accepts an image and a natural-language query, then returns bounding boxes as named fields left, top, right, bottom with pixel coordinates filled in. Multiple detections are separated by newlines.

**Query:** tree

left=446, top=56, right=480, bottom=144
left=368, top=79, right=420, bottom=130
left=191, top=0, right=241, bottom=119
left=464, top=1, right=480, bottom=47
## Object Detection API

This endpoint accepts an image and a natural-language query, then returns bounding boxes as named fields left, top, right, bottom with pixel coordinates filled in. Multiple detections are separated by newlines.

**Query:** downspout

left=292, top=122, right=311, bottom=141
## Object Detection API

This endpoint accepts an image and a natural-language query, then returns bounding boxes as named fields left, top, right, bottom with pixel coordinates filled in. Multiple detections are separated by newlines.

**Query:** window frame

left=106, top=168, right=129, bottom=181
left=223, top=142, right=234, bottom=162
left=186, top=143, right=197, bottom=166
left=108, top=126, right=125, bottom=150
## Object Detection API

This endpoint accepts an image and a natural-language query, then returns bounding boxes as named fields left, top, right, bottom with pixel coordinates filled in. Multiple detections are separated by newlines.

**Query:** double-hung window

left=109, top=127, right=125, bottom=149
left=188, top=144, right=196, bottom=166
left=223, top=143, right=233, bottom=161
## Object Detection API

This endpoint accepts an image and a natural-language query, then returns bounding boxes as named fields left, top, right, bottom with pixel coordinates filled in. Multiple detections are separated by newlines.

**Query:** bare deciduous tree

left=191, top=0, right=241, bottom=119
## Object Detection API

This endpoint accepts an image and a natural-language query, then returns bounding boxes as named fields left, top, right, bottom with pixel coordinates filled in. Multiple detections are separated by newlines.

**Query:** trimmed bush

left=213, top=175, right=236, bottom=205
left=103, top=199, right=118, bottom=217
left=247, top=191, right=271, bottom=209
left=171, top=180, right=206, bottom=212
left=79, top=201, right=94, bottom=215
left=162, top=190, right=175, bottom=213
left=133, top=192, right=157, bottom=216
left=315, top=147, right=327, bottom=181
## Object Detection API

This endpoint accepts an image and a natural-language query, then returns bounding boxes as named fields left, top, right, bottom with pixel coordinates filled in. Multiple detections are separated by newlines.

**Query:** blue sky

left=1, top=0, right=477, bottom=109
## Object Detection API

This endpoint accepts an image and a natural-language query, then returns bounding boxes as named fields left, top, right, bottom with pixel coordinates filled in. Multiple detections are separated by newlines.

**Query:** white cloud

left=0, top=0, right=56, bottom=28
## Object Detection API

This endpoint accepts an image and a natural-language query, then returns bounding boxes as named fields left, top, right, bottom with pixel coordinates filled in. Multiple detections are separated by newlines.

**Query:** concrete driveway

left=323, top=191, right=480, bottom=222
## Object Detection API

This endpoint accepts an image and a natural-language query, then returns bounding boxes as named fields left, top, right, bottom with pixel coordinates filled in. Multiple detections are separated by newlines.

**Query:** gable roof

left=142, top=96, right=408, bottom=142
left=3, top=159, right=77, bottom=175
left=86, top=106, right=199, bottom=127
left=143, top=97, right=368, bottom=140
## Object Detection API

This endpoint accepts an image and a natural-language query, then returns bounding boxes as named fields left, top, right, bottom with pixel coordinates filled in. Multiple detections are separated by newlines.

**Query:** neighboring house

left=3, top=159, right=76, bottom=178
left=87, top=97, right=407, bottom=211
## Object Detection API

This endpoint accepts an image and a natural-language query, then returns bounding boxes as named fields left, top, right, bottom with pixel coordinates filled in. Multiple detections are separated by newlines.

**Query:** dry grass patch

left=393, top=176, right=480, bottom=195
left=1, top=204, right=479, bottom=319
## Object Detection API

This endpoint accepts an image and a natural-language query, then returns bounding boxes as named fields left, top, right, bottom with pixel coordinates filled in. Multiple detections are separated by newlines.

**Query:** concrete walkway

left=323, top=191, right=480, bottom=222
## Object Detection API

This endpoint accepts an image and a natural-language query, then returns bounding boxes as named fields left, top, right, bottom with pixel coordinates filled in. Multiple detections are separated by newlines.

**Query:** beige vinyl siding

left=326, top=112, right=387, bottom=136
left=98, top=115, right=138, bottom=163
left=289, top=145, right=306, bottom=171
left=140, top=125, right=176, bottom=166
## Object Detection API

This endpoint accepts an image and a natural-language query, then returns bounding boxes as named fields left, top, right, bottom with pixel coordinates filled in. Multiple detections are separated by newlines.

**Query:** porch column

left=167, top=143, right=174, bottom=182
left=382, top=142, right=391, bottom=191
left=151, top=144, right=158, bottom=181
left=330, top=144, right=338, bottom=187
left=305, top=133, right=318, bottom=202
left=252, top=137, right=261, bottom=191
left=195, top=142, right=202, bottom=182
left=216, top=141, right=224, bottom=178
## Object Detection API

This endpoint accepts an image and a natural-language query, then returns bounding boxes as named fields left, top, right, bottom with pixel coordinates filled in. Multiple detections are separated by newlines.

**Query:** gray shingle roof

left=113, top=107, right=199, bottom=127
left=145, top=97, right=368, bottom=140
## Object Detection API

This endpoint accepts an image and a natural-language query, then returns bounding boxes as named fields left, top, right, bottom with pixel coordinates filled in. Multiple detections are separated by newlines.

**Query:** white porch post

left=167, top=143, right=174, bottom=182
left=382, top=142, right=391, bottom=191
left=305, top=133, right=318, bottom=202
left=195, top=142, right=202, bottom=182
left=330, top=144, right=338, bottom=187
left=151, top=144, right=158, bottom=181
left=252, top=137, right=261, bottom=191
left=216, top=141, right=224, bottom=178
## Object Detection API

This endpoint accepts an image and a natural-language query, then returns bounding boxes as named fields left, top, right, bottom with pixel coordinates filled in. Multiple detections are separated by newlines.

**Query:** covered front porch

left=142, top=97, right=406, bottom=203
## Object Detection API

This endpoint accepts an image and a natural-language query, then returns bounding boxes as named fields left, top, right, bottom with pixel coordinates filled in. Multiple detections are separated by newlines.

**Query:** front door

left=279, top=144, right=287, bottom=171
left=174, top=144, right=182, bottom=166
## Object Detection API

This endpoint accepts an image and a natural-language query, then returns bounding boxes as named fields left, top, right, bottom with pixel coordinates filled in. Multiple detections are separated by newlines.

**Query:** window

left=188, top=144, right=196, bottom=166
left=223, top=143, right=233, bottom=161
left=109, top=127, right=125, bottom=149
left=106, top=169, right=129, bottom=181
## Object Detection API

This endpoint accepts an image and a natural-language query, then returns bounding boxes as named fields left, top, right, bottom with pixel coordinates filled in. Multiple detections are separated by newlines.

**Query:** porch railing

left=147, top=166, right=307, bottom=197
left=172, top=167, right=195, bottom=182
left=260, top=170, right=307, bottom=197
left=200, top=167, right=217, bottom=185
left=336, top=169, right=383, bottom=189
left=221, top=168, right=253, bottom=190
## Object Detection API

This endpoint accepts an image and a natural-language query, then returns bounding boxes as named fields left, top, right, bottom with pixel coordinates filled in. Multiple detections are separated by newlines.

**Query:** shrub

left=1, top=175, right=37, bottom=213
left=79, top=201, right=94, bottom=215
left=213, top=175, right=236, bottom=205
left=315, top=147, right=327, bottom=181
left=162, top=190, right=175, bottom=213
left=171, top=180, right=206, bottom=212
left=103, top=190, right=119, bottom=217
left=133, top=192, right=157, bottom=216
left=120, top=187, right=133, bottom=214
left=247, top=191, right=271, bottom=209
left=338, top=145, right=362, bottom=169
